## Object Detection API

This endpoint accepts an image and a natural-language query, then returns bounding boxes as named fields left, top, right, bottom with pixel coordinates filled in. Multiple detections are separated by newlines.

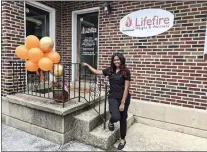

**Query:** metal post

left=12, top=61, right=15, bottom=94
left=20, top=62, right=22, bottom=93
left=69, top=64, right=71, bottom=100
left=62, top=64, right=65, bottom=108
left=103, top=83, right=107, bottom=129
left=84, top=66, right=86, bottom=98
left=43, top=72, right=45, bottom=98
left=16, top=62, right=18, bottom=93
left=48, top=71, right=49, bottom=98
left=78, top=63, right=81, bottom=102
left=99, top=78, right=101, bottom=113
left=23, top=62, right=25, bottom=92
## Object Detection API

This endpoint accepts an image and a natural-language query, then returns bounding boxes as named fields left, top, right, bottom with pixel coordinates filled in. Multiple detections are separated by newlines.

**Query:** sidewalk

left=114, top=123, right=207, bottom=151
left=2, top=123, right=207, bottom=151
left=2, top=124, right=103, bottom=151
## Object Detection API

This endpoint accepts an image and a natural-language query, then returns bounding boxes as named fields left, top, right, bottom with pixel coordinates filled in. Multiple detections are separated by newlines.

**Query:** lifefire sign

left=120, top=9, right=174, bottom=37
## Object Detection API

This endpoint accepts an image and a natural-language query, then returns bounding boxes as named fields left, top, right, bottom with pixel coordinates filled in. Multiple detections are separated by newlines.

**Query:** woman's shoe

left=117, top=139, right=126, bottom=150
left=108, top=122, right=114, bottom=131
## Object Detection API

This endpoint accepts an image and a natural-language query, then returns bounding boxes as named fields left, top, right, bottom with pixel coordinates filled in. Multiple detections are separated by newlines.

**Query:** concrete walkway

left=114, top=123, right=207, bottom=151
left=2, top=124, right=103, bottom=151
left=2, top=123, right=207, bottom=151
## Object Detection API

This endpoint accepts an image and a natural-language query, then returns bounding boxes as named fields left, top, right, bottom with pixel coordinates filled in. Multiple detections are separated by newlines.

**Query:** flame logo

left=125, top=16, right=132, bottom=27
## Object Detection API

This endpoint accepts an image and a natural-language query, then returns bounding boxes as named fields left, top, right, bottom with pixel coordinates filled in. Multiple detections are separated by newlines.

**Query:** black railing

left=9, top=60, right=109, bottom=129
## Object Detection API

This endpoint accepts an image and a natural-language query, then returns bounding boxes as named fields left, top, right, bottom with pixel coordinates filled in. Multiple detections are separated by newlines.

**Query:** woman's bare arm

left=121, top=80, right=130, bottom=104
left=83, top=63, right=103, bottom=75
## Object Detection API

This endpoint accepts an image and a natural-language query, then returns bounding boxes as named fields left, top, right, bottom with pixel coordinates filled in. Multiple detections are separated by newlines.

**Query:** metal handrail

left=9, top=60, right=109, bottom=129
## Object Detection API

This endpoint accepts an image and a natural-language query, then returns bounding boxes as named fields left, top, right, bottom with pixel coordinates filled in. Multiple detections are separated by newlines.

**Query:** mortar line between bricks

left=136, top=115, right=207, bottom=132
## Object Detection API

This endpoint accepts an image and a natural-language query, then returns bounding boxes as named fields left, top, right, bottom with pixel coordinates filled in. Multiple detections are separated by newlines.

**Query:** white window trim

left=25, top=1, right=56, bottom=50
left=71, top=7, right=100, bottom=82
left=24, top=1, right=56, bottom=84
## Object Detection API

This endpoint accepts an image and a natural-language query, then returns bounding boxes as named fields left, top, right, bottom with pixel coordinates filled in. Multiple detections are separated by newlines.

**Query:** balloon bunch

left=15, top=35, right=60, bottom=72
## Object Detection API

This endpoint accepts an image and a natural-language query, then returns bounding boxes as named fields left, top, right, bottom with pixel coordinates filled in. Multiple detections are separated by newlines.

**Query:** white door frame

left=71, top=7, right=100, bottom=82
left=24, top=1, right=56, bottom=84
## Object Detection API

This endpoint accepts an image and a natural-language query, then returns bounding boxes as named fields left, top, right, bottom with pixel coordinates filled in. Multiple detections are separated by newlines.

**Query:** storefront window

left=77, top=12, right=99, bottom=78
left=26, top=4, right=50, bottom=82
left=26, top=4, right=49, bottom=39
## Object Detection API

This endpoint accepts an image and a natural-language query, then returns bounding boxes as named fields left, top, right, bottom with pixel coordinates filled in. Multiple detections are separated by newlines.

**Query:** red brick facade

left=1, top=1, right=25, bottom=95
left=1, top=1, right=207, bottom=110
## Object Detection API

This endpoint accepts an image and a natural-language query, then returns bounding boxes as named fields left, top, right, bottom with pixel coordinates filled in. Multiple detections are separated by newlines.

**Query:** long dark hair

left=108, top=52, right=130, bottom=79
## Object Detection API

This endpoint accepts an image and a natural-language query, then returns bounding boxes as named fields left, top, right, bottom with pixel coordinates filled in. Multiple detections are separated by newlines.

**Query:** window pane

left=26, top=4, right=50, bottom=82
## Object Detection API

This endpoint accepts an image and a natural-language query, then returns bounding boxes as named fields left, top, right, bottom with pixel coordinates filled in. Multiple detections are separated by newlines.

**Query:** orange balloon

left=25, top=35, right=40, bottom=50
left=45, top=51, right=60, bottom=63
left=40, top=37, right=54, bottom=53
left=44, top=49, right=54, bottom=57
left=38, top=57, right=53, bottom=71
left=25, top=60, right=39, bottom=72
left=28, top=48, right=44, bottom=63
left=15, top=45, right=29, bottom=59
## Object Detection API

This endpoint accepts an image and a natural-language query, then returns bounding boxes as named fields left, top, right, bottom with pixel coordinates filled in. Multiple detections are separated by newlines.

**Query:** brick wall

left=1, top=1, right=25, bottom=95
left=61, top=1, right=207, bottom=110
left=1, top=1, right=207, bottom=110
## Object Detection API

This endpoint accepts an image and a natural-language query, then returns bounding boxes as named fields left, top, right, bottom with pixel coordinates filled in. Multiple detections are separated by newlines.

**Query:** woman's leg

left=120, top=108, right=128, bottom=139
left=108, top=98, right=121, bottom=123
left=120, top=95, right=131, bottom=139
left=118, top=95, right=130, bottom=150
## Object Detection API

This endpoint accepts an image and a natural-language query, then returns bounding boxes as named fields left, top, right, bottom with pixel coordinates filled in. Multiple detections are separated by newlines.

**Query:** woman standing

left=83, top=52, right=131, bottom=150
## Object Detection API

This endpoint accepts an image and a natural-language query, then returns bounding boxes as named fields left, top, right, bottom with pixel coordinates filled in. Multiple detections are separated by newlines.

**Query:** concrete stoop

left=88, top=113, right=134, bottom=150
left=72, top=99, right=135, bottom=150
left=73, top=110, right=134, bottom=150
left=73, top=101, right=110, bottom=133
left=3, top=94, right=207, bottom=151
left=2, top=93, right=135, bottom=150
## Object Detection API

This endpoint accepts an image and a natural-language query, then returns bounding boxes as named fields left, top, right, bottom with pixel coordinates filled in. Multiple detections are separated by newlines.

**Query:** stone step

left=87, top=113, right=134, bottom=150
left=73, top=100, right=110, bottom=133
